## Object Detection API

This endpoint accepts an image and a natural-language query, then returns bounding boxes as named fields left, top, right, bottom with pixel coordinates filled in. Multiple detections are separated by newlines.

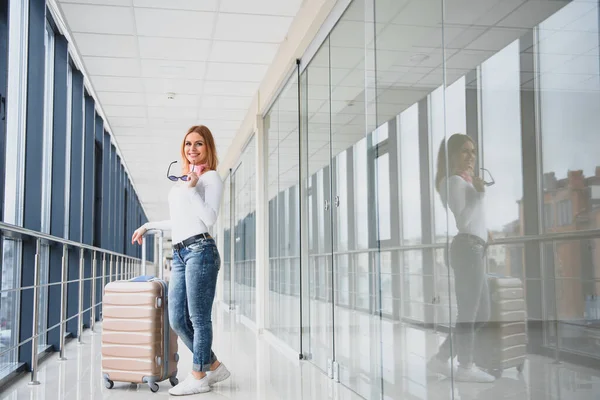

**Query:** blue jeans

left=169, top=237, right=221, bottom=372
left=438, top=234, right=491, bottom=366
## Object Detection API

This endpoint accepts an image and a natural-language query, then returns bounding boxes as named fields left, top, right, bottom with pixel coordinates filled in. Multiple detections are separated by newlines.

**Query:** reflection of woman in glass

left=428, top=133, right=494, bottom=383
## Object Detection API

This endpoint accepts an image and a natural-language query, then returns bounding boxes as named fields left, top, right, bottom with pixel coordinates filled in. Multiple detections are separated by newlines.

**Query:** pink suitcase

left=102, top=278, right=178, bottom=392
left=475, top=275, right=527, bottom=378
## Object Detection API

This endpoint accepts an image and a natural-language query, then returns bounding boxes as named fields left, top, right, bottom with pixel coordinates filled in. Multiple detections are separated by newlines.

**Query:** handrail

left=0, top=220, right=140, bottom=260
left=142, top=229, right=165, bottom=280
left=290, top=229, right=600, bottom=258
left=0, top=220, right=143, bottom=385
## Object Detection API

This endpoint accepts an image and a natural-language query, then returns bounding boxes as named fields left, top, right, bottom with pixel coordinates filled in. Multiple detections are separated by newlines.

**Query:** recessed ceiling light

left=410, top=53, right=430, bottom=63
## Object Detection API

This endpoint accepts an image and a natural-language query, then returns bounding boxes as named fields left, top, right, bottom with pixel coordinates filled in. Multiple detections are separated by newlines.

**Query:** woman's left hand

left=187, top=171, right=199, bottom=188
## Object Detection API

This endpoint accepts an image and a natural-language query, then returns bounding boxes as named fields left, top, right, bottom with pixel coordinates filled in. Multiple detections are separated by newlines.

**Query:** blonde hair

left=435, top=133, right=474, bottom=192
left=180, top=125, right=218, bottom=175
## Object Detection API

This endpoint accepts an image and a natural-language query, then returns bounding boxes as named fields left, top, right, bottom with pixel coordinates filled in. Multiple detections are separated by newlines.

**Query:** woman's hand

left=131, top=226, right=147, bottom=245
left=187, top=171, right=199, bottom=188
left=473, top=176, right=486, bottom=192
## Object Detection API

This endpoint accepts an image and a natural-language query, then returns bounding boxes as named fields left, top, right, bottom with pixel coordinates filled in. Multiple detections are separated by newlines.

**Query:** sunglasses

left=481, top=168, right=495, bottom=187
left=166, top=161, right=189, bottom=182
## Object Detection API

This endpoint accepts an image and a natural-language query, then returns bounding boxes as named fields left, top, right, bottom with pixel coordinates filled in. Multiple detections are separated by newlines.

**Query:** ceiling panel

left=205, top=62, right=269, bottom=82
left=200, top=120, right=242, bottom=132
left=91, top=76, right=145, bottom=92
left=499, top=0, right=569, bottom=28
left=140, top=59, right=206, bottom=79
left=61, top=0, right=133, bottom=5
left=466, top=27, right=529, bottom=51
left=61, top=4, right=135, bottom=34
left=138, top=37, right=211, bottom=61
left=214, top=13, right=293, bottom=43
left=110, top=117, right=148, bottom=127
left=103, top=105, right=147, bottom=118
left=148, top=106, right=199, bottom=119
left=219, top=0, right=303, bottom=16
left=96, top=91, right=146, bottom=106
left=134, top=8, right=214, bottom=39
left=145, top=93, right=200, bottom=108
left=72, top=33, right=138, bottom=57
left=200, top=95, right=253, bottom=110
left=209, top=41, right=278, bottom=64
left=83, top=56, right=141, bottom=77
left=197, top=108, right=246, bottom=121
left=202, top=81, right=258, bottom=97
left=132, top=0, right=219, bottom=12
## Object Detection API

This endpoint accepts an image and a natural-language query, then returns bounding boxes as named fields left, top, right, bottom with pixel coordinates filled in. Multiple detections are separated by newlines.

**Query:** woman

left=131, top=125, right=229, bottom=395
left=427, top=133, right=494, bottom=383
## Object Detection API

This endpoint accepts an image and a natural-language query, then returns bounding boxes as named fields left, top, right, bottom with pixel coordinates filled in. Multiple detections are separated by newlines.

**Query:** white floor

left=0, top=304, right=362, bottom=400
left=1, top=303, right=600, bottom=400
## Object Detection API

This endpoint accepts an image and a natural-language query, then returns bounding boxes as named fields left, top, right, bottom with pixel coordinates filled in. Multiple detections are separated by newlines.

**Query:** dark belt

left=454, top=233, right=487, bottom=247
left=173, top=233, right=212, bottom=251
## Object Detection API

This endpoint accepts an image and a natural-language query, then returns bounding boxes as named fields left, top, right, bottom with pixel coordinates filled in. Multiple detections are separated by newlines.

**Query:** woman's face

left=453, top=140, right=476, bottom=175
left=184, top=132, right=207, bottom=165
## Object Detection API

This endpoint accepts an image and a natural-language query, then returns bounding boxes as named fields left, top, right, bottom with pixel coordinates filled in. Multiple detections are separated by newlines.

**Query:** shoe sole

left=168, top=387, right=211, bottom=396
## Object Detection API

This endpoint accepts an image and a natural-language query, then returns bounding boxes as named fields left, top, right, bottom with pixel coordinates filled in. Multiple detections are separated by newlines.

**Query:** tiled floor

left=1, top=303, right=599, bottom=399
left=0, top=304, right=362, bottom=400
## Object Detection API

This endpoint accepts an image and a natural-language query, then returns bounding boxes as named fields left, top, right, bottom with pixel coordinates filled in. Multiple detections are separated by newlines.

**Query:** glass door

left=301, top=38, right=336, bottom=376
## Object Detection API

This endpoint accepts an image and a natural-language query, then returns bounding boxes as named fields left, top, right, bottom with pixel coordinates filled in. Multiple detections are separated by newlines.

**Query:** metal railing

left=142, top=229, right=165, bottom=280
left=288, top=228, right=600, bottom=258
left=266, top=228, right=600, bottom=365
left=0, top=221, right=152, bottom=385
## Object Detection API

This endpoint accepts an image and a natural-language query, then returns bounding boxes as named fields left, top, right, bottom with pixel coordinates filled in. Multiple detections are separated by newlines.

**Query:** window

left=558, top=200, right=573, bottom=227
left=36, top=22, right=55, bottom=351
left=398, top=105, right=422, bottom=245
left=545, top=204, right=555, bottom=229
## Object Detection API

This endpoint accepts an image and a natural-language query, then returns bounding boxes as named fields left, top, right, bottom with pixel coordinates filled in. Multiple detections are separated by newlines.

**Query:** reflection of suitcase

left=475, top=275, right=527, bottom=378
left=102, top=278, right=179, bottom=393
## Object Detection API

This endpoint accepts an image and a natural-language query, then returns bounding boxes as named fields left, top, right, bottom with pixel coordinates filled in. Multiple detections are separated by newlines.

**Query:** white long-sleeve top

left=144, top=170, right=223, bottom=244
left=439, top=175, right=487, bottom=242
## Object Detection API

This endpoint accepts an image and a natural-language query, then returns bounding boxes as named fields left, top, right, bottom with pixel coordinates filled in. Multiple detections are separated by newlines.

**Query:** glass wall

left=233, top=136, right=257, bottom=322
left=0, top=0, right=150, bottom=382
left=537, top=0, right=600, bottom=361
left=258, top=0, right=600, bottom=399
left=266, top=72, right=301, bottom=351
left=220, top=175, right=232, bottom=307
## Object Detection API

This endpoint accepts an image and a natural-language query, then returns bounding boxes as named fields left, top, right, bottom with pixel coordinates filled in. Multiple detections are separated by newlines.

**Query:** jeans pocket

left=187, top=241, right=204, bottom=253
left=212, top=247, right=221, bottom=271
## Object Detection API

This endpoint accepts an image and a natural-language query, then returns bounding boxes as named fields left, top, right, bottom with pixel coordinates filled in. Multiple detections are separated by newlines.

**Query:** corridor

left=1, top=0, right=600, bottom=399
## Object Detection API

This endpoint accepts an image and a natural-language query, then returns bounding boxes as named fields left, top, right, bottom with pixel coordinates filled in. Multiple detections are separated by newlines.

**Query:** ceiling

left=55, top=0, right=304, bottom=221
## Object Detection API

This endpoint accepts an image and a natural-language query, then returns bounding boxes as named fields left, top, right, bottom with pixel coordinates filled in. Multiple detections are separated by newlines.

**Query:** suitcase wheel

left=170, top=376, right=179, bottom=387
left=149, top=382, right=159, bottom=393
left=104, top=378, right=114, bottom=390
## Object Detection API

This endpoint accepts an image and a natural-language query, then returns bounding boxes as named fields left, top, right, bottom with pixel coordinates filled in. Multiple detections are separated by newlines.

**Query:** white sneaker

left=207, top=363, right=230, bottom=386
left=455, top=365, right=495, bottom=383
left=427, top=357, right=452, bottom=377
left=168, top=373, right=211, bottom=396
